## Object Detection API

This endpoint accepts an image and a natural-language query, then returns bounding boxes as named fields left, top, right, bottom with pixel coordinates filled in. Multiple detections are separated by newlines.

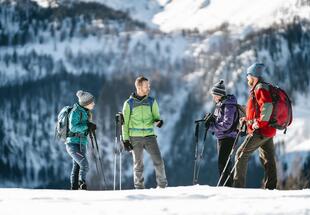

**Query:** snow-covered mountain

left=0, top=0, right=310, bottom=189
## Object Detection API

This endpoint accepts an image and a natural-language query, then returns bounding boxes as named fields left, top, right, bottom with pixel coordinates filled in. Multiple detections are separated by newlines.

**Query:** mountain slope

left=153, top=0, right=310, bottom=32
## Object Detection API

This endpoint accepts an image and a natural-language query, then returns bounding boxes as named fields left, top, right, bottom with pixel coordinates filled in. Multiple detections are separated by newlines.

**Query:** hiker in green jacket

left=122, top=76, right=168, bottom=189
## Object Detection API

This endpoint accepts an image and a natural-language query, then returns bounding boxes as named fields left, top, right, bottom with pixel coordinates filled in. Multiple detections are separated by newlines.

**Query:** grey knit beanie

left=211, top=79, right=226, bottom=97
left=76, top=90, right=94, bottom=107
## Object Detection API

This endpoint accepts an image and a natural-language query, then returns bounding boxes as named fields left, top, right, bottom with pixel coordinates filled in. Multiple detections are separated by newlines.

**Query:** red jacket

left=246, top=82, right=276, bottom=138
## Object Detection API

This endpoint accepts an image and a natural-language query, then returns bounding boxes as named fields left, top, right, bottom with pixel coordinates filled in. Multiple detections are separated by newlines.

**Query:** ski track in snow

left=1, top=185, right=310, bottom=215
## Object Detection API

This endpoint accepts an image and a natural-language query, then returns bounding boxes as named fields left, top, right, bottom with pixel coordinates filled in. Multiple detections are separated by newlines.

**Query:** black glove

left=87, top=122, right=97, bottom=131
left=155, top=119, right=164, bottom=128
left=122, top=140, right=134, bottom=151
left=204, top=113, right=215, bottom=127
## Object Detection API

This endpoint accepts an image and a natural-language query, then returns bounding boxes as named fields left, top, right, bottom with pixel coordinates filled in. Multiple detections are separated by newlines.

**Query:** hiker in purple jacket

left=208, top=80, right=238, bottom=186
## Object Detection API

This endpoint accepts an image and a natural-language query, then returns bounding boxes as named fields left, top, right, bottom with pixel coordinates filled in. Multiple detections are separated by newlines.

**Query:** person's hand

left=87, top=122, right=97, bottom=131
left=239, top=117, right=246, bottom=126
left=252, top=120, right=259, bottom=130
left=155, top=120, right=164, bottom=128
left=204, top=113, right=215, bottom=127
left=122, top=140, right=134, bottom=151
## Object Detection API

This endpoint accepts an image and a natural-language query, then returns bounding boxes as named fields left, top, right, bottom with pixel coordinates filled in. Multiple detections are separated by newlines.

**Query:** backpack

left=56, top=106, right=73, bottom=142
left=55, top=106, right=83, bottom=142
left=253, top=82, right=293, bottom=133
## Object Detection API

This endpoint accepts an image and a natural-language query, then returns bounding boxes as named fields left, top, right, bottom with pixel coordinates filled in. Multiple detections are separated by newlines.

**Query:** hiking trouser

left=233, top=133, right=277, bottom=189
left=130, top=136, right=168, bottom=189
left=66, top=143, right=89, bottom=186
left=217, top=137, right=235, bottom=186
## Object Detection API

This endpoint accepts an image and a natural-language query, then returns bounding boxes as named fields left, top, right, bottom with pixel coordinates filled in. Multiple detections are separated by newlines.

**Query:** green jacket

left=122, top=94, right=161, bottom=141
left=66, top=103, right=89, bottom=145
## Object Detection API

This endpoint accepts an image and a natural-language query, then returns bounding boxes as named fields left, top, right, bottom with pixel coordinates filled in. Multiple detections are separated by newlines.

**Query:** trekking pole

left=194, top=125, right=210, bottom=184
left=113, top=114, right=118, bottom=190
left=119, top=138, right=123, bottom=190
left=193, top=121, right=200, bottom=185
left=114, top=112, right=124, bottom=190
left=217, top=122, right=246, bottom=186
left=117, top=112, right=124, bottom=190
left=91, top=130, right=108, bottom=189
left=222, top=127, right=251, bottom=187
left=89, top=133, right=100, bottom=177
left=192, top=114, right=213, bottom=185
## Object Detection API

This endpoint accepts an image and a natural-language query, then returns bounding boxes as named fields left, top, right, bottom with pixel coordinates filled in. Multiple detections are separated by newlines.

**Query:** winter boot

left=71, top=183, right=79, bottom=190
left=79, top=180, right=87, bottom=190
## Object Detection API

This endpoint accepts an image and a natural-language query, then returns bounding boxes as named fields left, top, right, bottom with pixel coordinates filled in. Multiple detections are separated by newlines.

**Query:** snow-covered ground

left=1, top=185, right=310, bottom=215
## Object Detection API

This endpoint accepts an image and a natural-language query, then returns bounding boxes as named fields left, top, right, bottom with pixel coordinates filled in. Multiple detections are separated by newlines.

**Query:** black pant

left=217, top=137, right=235, bottom=186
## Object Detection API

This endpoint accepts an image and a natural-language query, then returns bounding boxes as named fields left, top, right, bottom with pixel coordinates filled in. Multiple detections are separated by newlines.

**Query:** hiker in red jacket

left=233, top=63, right=277, bottom=189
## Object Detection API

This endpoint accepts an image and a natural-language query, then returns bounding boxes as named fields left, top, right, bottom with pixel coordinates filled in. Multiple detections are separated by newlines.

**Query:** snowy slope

left=154, top=0, right=310, bottom=32
left=1, top=186, right=310, bottom=215
left=32, top=0, right=164, bottom=27
left=32, top=0, right=310, bottom=32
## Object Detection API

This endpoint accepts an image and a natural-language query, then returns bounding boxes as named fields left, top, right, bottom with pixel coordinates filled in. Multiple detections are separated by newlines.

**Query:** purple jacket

left=210, top=95, right=238, bottom=140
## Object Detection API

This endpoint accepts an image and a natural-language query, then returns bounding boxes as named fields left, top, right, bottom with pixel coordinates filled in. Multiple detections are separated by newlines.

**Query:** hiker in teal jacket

left=66, top=90, right=96, bottom=190
left=122, top=76, right=168, bottom=189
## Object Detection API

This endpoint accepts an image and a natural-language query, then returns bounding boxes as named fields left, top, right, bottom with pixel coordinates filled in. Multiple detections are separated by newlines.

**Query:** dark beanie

left=76, top=90, right=94, bottom=107
left=211, top=79, right=226, bottom=96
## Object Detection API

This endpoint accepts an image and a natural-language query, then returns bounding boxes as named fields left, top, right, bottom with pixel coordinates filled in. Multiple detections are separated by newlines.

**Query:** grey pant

left=233, top=133, right=277, bottom=189
left=130, top=136, right=168, bottom=189
left=66, top=143, right=89, bottom=185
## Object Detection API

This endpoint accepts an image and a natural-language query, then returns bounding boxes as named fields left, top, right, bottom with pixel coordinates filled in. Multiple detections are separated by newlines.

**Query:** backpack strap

left=251, top=81, right=273, bottom=120
left=147, top=96, right=154, bottom=114
left=128, top=97, right=135, bottom=115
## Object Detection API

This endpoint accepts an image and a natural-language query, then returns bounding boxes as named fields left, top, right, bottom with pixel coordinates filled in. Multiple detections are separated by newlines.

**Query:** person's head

left=76, top=90, right=95, bottom=110
left=135, top=76, right=150, bottom=96
left=211, top=79, right=226, bottom=103
left=246, top=63, right=265, bottom=87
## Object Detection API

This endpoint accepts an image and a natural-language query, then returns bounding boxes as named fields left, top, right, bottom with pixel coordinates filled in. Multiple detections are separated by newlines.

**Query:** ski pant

left=233, top=133, right=277, bottom=189
left=66, top=143, right=89, bottom=187
left=217, top=137, right=235, bottom=187
left=130, top=136, right=168, bottom=189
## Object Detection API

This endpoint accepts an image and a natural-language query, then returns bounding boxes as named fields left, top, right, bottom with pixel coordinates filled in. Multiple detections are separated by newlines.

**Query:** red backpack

left=259, top=82, right=293, bottom=133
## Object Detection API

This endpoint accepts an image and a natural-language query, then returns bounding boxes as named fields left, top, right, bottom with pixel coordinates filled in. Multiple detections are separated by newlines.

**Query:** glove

left=122, top=140, right=134, bottom=151
left=87, top=122, right=97, bottom=131
left=155, top=119, right=164, bottom=128
left=204, top=113, right=215, bottom=127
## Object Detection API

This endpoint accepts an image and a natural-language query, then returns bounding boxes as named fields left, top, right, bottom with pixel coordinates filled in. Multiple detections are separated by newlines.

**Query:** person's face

left=212, top=95, right=222, bottom=103
left=85, top=101, right=95, bottom=110
left=247, top=75, right=256, bottom=87
left=137, top=81, right=150, bottom=96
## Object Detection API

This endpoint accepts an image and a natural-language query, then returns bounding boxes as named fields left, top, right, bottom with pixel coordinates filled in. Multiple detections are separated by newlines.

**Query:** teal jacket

left=122, top=93, right=161, bottom=141
left=66, top=103, right=89, bottom=145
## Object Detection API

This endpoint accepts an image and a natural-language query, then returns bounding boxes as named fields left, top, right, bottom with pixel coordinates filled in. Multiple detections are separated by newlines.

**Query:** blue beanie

left=246, top=63, right=265, bottom=78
